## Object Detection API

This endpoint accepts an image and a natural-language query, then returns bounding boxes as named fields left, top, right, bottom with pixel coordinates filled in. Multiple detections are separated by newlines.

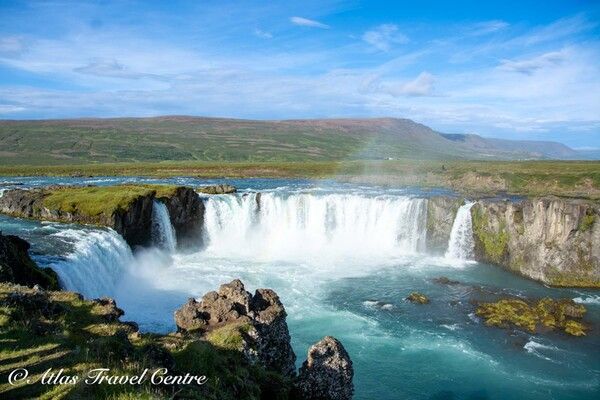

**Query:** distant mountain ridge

left=440, top=133, right=579, bottom=159
left=0, top=116, right=588, bottom=165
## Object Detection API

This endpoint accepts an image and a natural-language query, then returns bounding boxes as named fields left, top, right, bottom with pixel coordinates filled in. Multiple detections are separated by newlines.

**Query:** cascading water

left=445, top=202, right=475, bottom=260
left=151, top=200, right=177, bottom=251
left=203, top=192, right=428, bottom=262
left=49, top=228, right=134, bottom=298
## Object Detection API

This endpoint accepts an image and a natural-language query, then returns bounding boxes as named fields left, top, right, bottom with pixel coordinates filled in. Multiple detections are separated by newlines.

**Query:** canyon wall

left=470, top=197, right=599, bottom=287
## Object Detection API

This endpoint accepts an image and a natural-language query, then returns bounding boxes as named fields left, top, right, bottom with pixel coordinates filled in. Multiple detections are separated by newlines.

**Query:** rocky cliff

left=0, top=232, right=59, bottom=289
left=0, top=185, right=203, bottom=249
left=470, top=197, right=599, bottom=287
left=426, top=196, right=463, bottom=252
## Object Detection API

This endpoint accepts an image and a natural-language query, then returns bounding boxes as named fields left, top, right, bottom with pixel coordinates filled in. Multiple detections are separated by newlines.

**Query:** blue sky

left=0, top=0, right=599, bottom=148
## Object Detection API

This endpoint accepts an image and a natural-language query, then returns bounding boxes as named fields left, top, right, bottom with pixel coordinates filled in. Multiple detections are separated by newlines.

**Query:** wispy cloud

left=470, top=20, right=509, bottom=35
left=74, top=58, right=167, bottom=80
left=254, top=28, right=273, bottom=39
left=0, top=36, right=25, bottom=53
left=362, top=24, right=408, bottom=51
left=290, top=16, right=330, bottom=29
left=395, top=72, right=435, bottom=96
left=499, top=51, right=565, bottom=74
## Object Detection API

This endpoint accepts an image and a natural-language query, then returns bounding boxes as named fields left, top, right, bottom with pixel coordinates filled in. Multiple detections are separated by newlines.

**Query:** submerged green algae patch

left=475, top=297, right=588, bottom=336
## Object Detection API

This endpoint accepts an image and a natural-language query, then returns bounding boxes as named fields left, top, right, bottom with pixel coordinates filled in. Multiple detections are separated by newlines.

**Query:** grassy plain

left=1, top=160, right=599, bottom=199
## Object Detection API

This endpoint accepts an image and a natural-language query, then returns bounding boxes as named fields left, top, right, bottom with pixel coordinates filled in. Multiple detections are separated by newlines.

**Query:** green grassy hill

left=0, top=116, right=580, bottom=165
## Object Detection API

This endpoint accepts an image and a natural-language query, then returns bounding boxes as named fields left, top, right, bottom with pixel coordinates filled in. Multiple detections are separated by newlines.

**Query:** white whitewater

left=445, top=202, right=475, bottom=260
left=203, top=192, right=428, bottom=262
left=50, top=228, right=134, bottom=298
left=151, top=200, right=177, bottom=252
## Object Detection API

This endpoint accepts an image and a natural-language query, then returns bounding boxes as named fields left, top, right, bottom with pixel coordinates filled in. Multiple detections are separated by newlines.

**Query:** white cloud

left=397, top=72, right=435, bottom=96
left=470, top=20, right=509, bottom=35
left=362, top=24, right=408, bottom=51
left=0, top=104, right=25, bottom=113
left=254, top=28, right=273, bottom=39
left=499, top=51, right=565, bottom=74
left=0, top=36, right=25, bottom=53
left=290, top=16, right=330, bottom=29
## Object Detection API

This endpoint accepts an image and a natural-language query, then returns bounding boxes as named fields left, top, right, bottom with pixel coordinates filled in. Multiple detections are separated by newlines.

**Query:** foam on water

left=573, top=295, right=600, bottom=305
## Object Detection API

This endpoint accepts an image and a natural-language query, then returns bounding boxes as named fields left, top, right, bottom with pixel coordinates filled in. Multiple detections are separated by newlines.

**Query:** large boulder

left=0, top=232, right=59, bottom=289
left=295, top=336, right=354, bottom=400
left=198, top=184, right=236, bottom=194
left=174, top=279, right=296, bottom=376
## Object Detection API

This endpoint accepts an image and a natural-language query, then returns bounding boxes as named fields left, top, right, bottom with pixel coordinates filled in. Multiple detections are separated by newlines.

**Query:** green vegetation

left=42, top=184, right=179, bottom=220
left=0, top=117, right=576, bottom=166
left=206, top=323, right=254, bottom=351
left=472, top=208, right=509, bottom=264
left=475, top=297, right=588, bottom=336
left=1, top=159, right=599, bottom=199
left=0, top=284, right=292, bottom=400
left=578, top=213, right=596, bottom=232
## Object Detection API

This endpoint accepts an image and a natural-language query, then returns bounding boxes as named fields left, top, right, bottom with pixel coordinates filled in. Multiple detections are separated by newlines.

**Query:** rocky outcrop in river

left=295, top=336, right=354, bottom=400
left=175, top=279, right=296, bottom=376
left=471, top=197, right=599, bottom=287
left=175, top=279, right=355, bottom=398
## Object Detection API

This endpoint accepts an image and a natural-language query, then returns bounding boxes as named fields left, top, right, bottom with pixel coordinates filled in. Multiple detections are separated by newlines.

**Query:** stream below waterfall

left=0, top=177, right=598, bottom=400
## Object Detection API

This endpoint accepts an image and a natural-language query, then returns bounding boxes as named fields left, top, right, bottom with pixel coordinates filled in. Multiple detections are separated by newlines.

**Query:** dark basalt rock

left=93, top=297, right=125, bottom=322
left=295, top=336, right=354, bottom=400
left=0, top=232, right=59, bottom=289
left=174, top=279, right=296, bottom=376
left=432, top=276, right=460, bottom=285
left=161, top=187, right=204, bottom=248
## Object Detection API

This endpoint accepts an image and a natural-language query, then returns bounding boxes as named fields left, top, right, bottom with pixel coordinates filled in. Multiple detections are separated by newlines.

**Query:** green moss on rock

left=206, top=323, right=254, bottom=351
left=578, top=213, right=596, bottom=232
left=406, top=292, right=430, bottom=304
left=471, top=207, right=509, bottom=264
left=476, top=297, right=588, bottom=336
left=42, top=184, right=179, bottom=221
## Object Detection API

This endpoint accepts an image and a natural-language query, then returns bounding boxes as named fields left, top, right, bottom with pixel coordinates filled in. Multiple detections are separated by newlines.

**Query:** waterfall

left=445, top=202, right=475, bottom=260
left=202, top=192, right=428, bottom=261
left=49, top=228, right=134, bottom=298
left=151, top=200, right=177, bottom=251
